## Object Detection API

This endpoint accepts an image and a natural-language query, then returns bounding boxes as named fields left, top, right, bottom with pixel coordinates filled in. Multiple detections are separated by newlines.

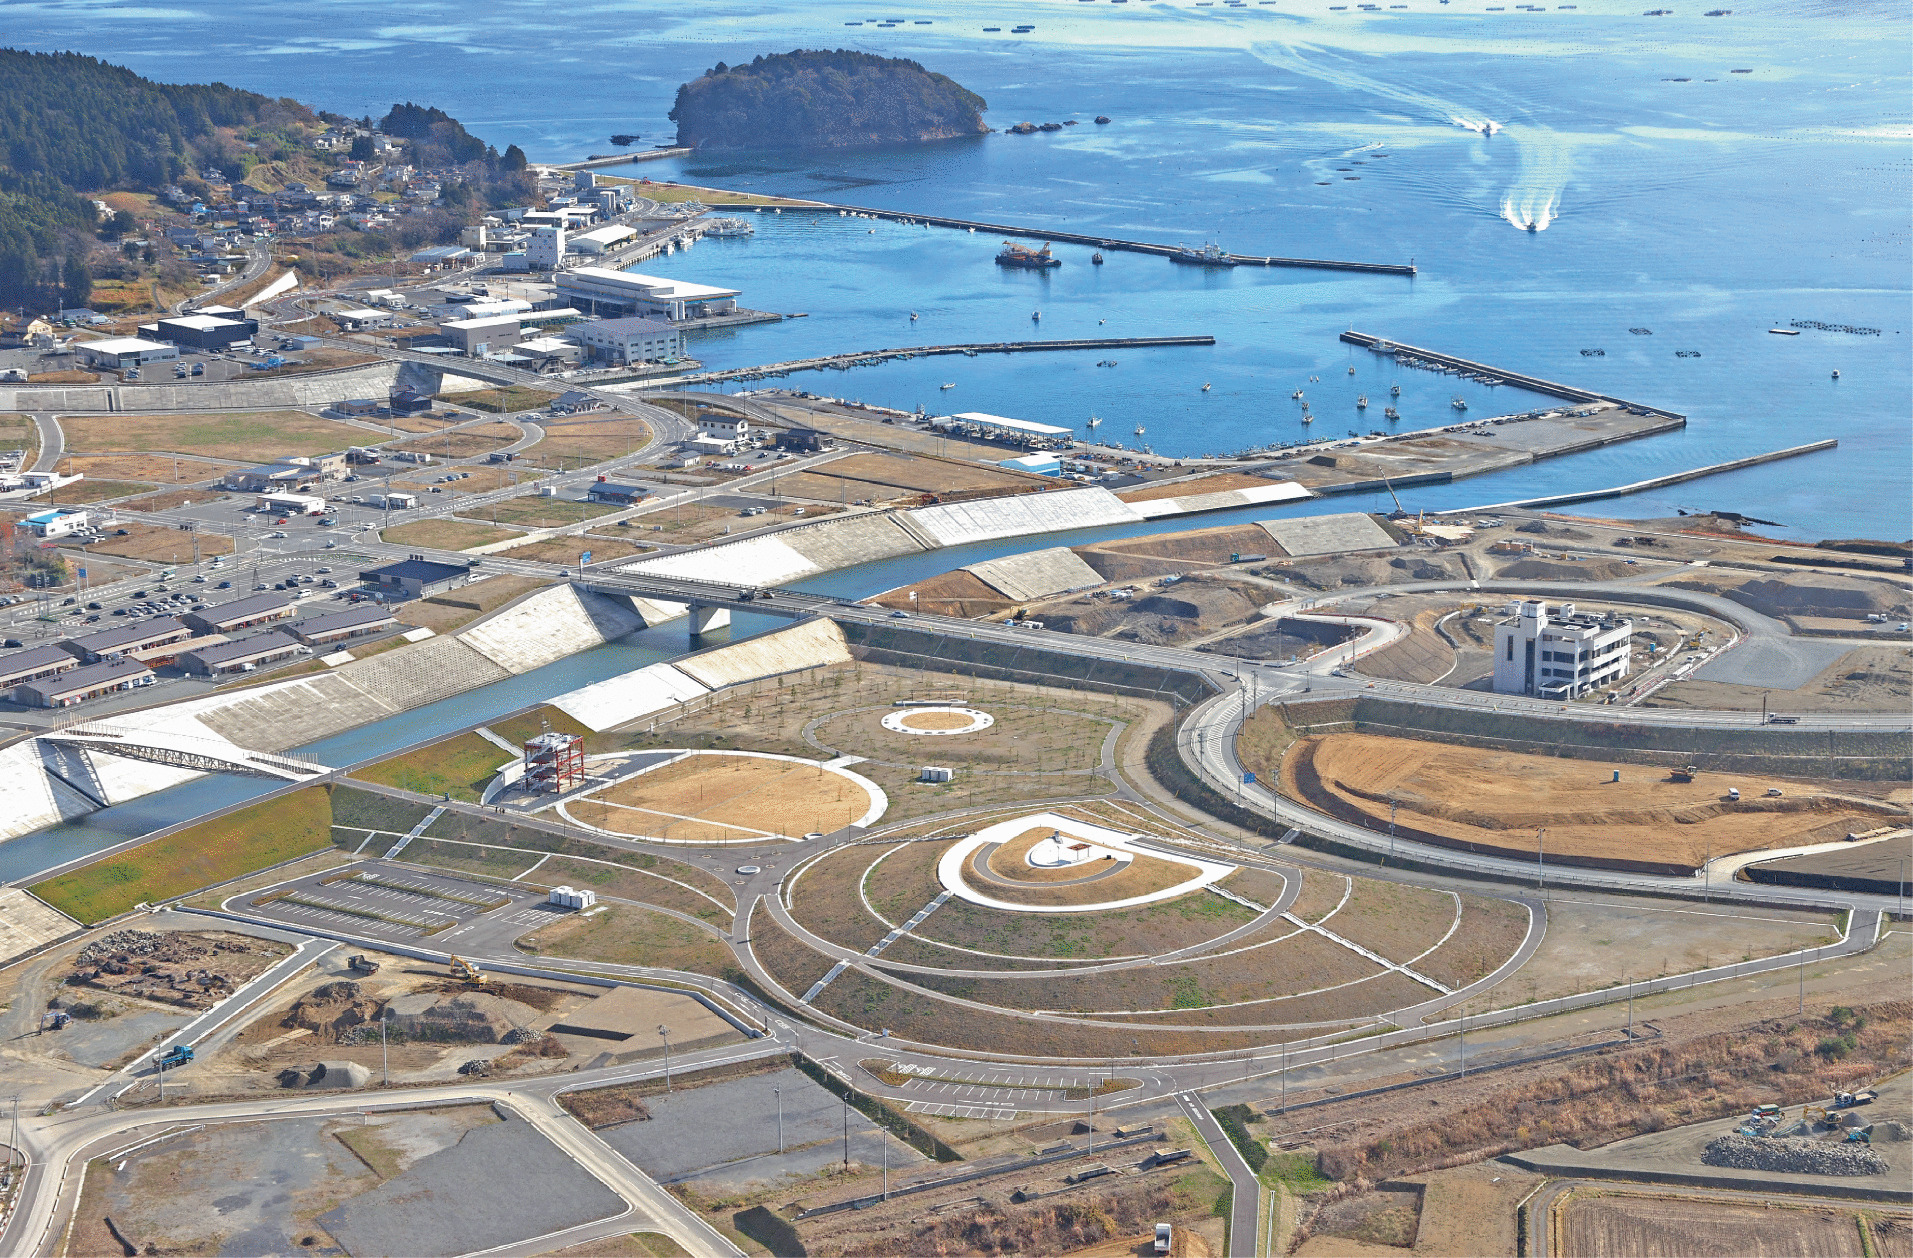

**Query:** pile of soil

left=1717, top=576, right=1907, bottom=622
left=285, top=981, right=380, bottom=1043
left=1700, top=1133, right=1887, bottom=1176
left=68, top=929, right=286, bottom=1011
left=1493, top=557, right=1636, bottom=581
left=381, top=991, right=542, bottom=1043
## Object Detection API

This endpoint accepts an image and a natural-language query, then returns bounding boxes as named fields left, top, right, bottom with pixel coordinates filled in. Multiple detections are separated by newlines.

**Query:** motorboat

left=1384, top=406, right=1400, bottom=419
left=1347, top=366, right=1356, bottom=375
left=1292, top=389, right=1305, bottom=399
left=939, top=382, right=955, bottom=389
left=1092, top=251, right=1104, bottom=265
left=1357, top=395, right=1368, bottom=408
left=1202, top=382, right=1212, bottom=392
left=1134, top=424, right=1146, bottom=435
left=910, top=311, right=919, bottom=321
left=1391, top=383, right=1401, bottom=396
left=1451, top=396, right=1468, bottom=410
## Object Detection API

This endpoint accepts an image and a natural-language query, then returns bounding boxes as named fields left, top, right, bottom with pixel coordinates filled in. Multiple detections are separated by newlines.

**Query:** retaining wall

left=0, top=359, right=404, bottom=412
left=840, top=621, right=1217, bottom=706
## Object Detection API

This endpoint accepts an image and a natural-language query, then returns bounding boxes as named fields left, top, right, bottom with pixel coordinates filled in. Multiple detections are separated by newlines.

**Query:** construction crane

left=448, top=955, right=488, bottom=986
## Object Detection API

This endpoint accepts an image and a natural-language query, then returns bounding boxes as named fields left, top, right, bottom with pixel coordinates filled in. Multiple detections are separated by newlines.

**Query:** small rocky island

left=669, top=49, right=987, bottom=150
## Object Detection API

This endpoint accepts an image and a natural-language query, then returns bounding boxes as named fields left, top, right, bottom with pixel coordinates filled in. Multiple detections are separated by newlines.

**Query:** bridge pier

left=690, top=603, right=732, bottom=636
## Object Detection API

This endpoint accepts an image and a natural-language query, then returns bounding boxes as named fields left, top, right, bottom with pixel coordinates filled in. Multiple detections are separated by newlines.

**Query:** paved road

left=2, top=1042, right=765, bottom=1258
left=27, top=413, right=61, bottom=473
left=1178, top=1091, right=1260, bottom=1257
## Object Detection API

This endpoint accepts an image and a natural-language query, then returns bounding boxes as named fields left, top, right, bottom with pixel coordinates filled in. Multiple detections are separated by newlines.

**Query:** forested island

left=669, top=50, right=987, bottom=151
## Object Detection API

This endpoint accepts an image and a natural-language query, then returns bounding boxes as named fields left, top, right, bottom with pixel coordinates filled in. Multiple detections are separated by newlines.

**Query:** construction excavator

left=448, top=955, right=489, bottom=986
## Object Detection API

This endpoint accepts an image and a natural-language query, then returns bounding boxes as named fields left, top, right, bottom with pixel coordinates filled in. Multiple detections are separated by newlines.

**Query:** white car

left=268, top=530, right=288, bottom=539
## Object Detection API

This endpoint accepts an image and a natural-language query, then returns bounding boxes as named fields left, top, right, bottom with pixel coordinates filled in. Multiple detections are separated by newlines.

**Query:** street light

left=658, top=1025, right=672, bottom=1091
left=775, top=1084, right=783, bottom=1154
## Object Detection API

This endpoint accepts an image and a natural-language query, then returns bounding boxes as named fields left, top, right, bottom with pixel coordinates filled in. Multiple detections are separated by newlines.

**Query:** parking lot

left=237, top=862, right=553, bottom=946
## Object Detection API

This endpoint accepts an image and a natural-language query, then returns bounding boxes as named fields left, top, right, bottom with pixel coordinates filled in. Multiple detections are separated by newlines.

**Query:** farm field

left=1556, top=1191, right=1873, bottom=1257
left=566, top=753, right=876, bottom=843
left=60, top=410, right=370, bottom=461
left=1283, top=732, right=1907, bottom=870
left=31, top=787, right=333, bottom=923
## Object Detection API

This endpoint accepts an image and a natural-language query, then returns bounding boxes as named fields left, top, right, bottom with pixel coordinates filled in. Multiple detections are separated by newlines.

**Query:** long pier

left=1340, top=331, right=1686, bottom=420
left=650, top=334, right=1215, bottom=387
left=823, top=203, right=1417, bottom=275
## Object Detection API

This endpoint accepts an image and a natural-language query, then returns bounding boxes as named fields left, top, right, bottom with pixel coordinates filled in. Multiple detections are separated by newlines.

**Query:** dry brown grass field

left=569, top=753, right=874, bottom=842
left=83, top=520, right=235, bottom=562
left=389, top=421, right=519, bottom=459
left=61, top=452, right=243, bottom=484
left=1320, top=879, right=1459, bottom=965
left=1286, top=732, right=1904, bottom=868
left=61, top=410, right=369, bottom=460
left=517, top=902, right=734, bottom=977
left=381, top=518, right=517, bottom=551
left=1414, top=895, right=1533, bottom=990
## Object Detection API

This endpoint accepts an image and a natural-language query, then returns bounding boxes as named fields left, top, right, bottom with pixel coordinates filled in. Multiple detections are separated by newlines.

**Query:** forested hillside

left=0, top=49, right=306, bottom=309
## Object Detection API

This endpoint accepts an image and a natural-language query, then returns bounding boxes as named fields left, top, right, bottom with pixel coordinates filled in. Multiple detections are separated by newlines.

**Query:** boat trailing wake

left=1451, top=116, right=1504, bottom=135
left=1500, top=193, right=1556, bottom=231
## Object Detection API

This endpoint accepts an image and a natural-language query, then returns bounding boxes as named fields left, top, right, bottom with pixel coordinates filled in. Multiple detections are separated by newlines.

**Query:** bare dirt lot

left=81, top=519, right=236, bottom=562
left=1556, top=1191, right=1872, bottom=1257
left=1285, top=732, right=1907, bottom=870
left=1453, top=898, right=1839, bottom=1015
left=1651, top=644, right=1913, bottom=714
left=568, top=753, right=876, bottom=843
left=65, top=928, right=289, bottom=1011
left=59, top=452, right=245, bottom=485
left=382, top=518, right=520, bottom=551
left=524, top=414, right=654, bottom=470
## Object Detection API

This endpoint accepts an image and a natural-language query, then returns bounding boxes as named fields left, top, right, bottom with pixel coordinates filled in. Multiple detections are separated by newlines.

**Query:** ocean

left=13, top=0, right=1909, bottom=538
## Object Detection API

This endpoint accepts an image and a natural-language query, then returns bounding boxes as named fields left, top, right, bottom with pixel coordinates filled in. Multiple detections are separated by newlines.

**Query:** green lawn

left=350, top=732, right=516, bottom=802
left=32, top=787, right=333, bottom=924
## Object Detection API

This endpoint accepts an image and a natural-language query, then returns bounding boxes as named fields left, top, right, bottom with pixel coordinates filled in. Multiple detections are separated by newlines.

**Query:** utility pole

left=1535, top=827, right=1545, bottom=895
left=1799, top=948, right=1806, bottom=1015
left=775, top=1085, right=783, bottom=1154
left=842, top=1095, right=850, bottom=1167
left=381, top=1015, right=389, bottom=1086
left=658, top=1025, right=672, bottom=1091
left=1625, top=976, right=1633, bottom=1040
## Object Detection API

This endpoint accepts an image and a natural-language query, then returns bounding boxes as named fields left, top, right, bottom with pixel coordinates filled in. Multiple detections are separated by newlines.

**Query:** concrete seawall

left=652, top=335, right=1216, bottom=388
left=0, top=359, right=407, bottom=413
left=1463, top=439, right=1840, bottom=513
left=1340, top=331, right=1685, bottom=421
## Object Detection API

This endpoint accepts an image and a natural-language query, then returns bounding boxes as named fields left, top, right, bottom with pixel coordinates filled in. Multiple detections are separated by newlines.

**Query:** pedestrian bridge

left=41, top=725, right=330, bottom=782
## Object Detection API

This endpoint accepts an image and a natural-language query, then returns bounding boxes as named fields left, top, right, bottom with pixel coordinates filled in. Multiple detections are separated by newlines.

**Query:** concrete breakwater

left=820, top=203, right=1418, bottom=275
left=654, top=335, right=1216, bottom=387
left=1340, top=331, right=1685, bottom=421
left=1462, top=439, right=1841, bottom=513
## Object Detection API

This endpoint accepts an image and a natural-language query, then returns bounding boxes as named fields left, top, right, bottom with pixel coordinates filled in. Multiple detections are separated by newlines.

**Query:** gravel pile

left=1702, top=1133, right=1888, bottom=1176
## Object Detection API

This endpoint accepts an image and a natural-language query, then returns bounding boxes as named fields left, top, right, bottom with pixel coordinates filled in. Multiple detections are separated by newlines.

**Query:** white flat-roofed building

left=570, top=224, right=637, bottom=254
left=21, top=509, right=89, bottom=538
left=257, top=492, right=326, bottom=516
left=1493, top=599, right=1633, bottom=700
left=556, top=267, right=739, bottom=322
left=571, top=316, right=683, bottom=366
left=457, top=297, right=533, bottom=320
left=74, top=337, right=178, bottom=369
left=441, top=313, right=525, bottom=356
left=526, top=226, right=566, bottom=270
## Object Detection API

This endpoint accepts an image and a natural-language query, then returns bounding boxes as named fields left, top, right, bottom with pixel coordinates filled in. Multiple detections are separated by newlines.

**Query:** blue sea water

left=9, top=0, right=1909, bottom=537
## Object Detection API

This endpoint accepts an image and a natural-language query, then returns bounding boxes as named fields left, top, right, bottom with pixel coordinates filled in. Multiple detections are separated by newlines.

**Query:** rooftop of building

left=190, top=592, right=292, bottom=624
left=576, top=315, right=678, bottom=336
left=38, top=657, right=151, bottom=692
left=361, top=557, right=470, bottom=583
left=181, top=631, right=302, bottom=665
left=559, top=267, right=740, bottom=300
left=68, top=617, right=191, bottom=651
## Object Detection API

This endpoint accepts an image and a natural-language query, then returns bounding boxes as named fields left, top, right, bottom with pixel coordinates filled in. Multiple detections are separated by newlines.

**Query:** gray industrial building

left=290, top=605, right=400, bottom=646
left=183, top=592, right=294, bottom=635
left=177, top=631, right=308, bottom=676
left=359, top=556, right=472, bottom=601
left=15, top=657, right=153, bottom=708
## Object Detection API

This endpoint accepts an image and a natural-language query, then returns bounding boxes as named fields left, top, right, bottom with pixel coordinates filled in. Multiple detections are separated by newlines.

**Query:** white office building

left=571, top=316, right=683, bottom=366
left=556, top=267, right=739, bottom=322
left=1493, top=600, right=1633, bottom=700
left=73, top=337, right=177, bottom=369
left=526, top=226, right=567, bottom=270
left=695, top=412, right=750, bottom=451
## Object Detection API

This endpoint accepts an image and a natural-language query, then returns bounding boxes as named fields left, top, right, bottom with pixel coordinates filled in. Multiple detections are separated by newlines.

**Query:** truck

left=157, top=1044, right=195, bottom=1069
left=1834, top=1089, right=1877, bottom=1109
left=1154, top=1223, right=1173, bottom=1255
left=348, top=954, right=381, bottom=975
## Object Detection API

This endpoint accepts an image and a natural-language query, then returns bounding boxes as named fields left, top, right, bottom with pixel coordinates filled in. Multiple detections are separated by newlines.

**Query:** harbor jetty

left=650, top=335, right=1216, bottom=387
left=1340, top=331, right=1685, bottom=420
left=825, top=204, right=1416, bottom=275
left=1458, top=439, right=1840, bottom=513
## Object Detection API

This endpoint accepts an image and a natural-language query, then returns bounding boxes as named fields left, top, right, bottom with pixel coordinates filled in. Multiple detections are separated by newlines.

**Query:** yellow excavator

left=448, top=955, right=488, bottom=986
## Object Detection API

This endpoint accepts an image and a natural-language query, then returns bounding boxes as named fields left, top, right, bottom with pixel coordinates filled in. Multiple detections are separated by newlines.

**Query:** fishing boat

left=910, top=311, right=919, bottom=321
left=939, top=382, right=955, bottom=390
left=1451, top=396, right=1468, bottom=410
left=1086, top=416, right=1102, bottom=428
left=996, top=240, right=1061, bottom=269
left=1347, top=366, right=1356, bottom=375
left=1202, top=382, right=1212, bottom=392
left=1092, top=251, right=1104, bottom=265
left=1032, top=310, right=1041, bottom=321
left=1390, top=383, right=1401, bottom=396
left=1135, top=424, right=1146, bottom=435
left=1832, top=369, right=1840, bottom=379
left=1301, top=415, right=1314, bottom=424
left=1384, top=406, right=1400, bottom=419
left=1356, top=395, right=1368, bottom=408
left=1292, top=389, right=1305, bottom=399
